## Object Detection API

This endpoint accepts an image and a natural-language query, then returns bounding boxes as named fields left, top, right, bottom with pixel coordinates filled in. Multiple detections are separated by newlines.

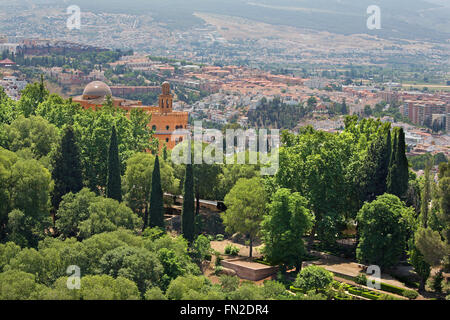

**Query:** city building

left=73, top=81, right=188, bottom=150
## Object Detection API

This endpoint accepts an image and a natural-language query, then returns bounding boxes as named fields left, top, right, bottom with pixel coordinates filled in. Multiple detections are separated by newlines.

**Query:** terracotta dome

left=82, top=81, right=112, bottom=99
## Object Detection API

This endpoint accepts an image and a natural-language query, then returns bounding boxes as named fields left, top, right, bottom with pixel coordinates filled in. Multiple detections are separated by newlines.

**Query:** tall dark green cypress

left=358, top=126, right=392, bottom=202
left=182, top=164, right=195, bottom=243
left=52, top=126, right=83, bottom=210
left=389, top=127, right=398, bottom=168
left=149, top=155, right=165, bottom=228
left=106, top=126, right=122, bottom=201
left=387, top=128, right=409, bottom=198
left=377, top=126, right=391, bottom=195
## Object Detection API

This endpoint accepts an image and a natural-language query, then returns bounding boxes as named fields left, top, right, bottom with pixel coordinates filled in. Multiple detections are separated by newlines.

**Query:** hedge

left=331, top=271, right=417, bottom=299
left=360, top=291, right=380, bottom=300
left=380, top=282, right=407, bottom=295
left=289, top=286, right=305, bottom=293
left=334, top=295, right=353, bottom=300
left=402, top=289, right=419, bottom=300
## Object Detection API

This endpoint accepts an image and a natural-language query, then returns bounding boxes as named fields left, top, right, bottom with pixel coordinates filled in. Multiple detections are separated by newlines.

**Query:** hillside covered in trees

left=0, top=79, right=448, bottom=301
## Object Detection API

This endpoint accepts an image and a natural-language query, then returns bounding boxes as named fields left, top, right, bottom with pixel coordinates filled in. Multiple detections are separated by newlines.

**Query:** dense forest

left=0, top=79, right=448, bottom=300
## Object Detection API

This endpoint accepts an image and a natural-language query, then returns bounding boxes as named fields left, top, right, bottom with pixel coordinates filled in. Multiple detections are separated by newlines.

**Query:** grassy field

left=401, top=84, right=450, bottom=92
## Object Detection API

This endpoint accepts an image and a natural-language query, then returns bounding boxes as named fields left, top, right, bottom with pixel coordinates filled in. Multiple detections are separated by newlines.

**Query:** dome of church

left=83, top=81, right=112, bottom=99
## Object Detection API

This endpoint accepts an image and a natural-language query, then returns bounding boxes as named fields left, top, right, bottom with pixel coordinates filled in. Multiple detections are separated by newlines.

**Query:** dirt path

left=210, top=240, right=264, bottom=258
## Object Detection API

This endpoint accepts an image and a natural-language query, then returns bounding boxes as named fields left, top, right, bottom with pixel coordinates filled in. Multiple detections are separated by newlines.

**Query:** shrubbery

left=224, top=244, right=240, bottom=256
left=293, top=266, right=334, bottom=293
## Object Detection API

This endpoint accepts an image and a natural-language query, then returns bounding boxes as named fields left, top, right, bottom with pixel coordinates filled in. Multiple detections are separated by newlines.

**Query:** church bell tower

left=159, top=81, right=173, bottom=113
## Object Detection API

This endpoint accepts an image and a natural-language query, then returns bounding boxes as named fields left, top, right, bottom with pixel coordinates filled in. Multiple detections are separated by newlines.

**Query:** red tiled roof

left=0, top=59, right=15, bottom=64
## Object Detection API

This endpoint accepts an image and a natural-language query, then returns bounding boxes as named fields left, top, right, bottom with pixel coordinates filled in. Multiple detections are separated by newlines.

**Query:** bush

left=294, top=266, right=334, bottom=292
left=224, top=244, right=240, bottom=256
left=214, top=266, right=223, bottom=275
left=355, top=273, right=367, bottom=285
left=289, top=286, right=305, bottom=293
left=215, top=234, right=224, bottom=241
left=334, top=295, right=353, bottom=300
left=215, top=253, right=223, bottom=267
left=380, top=282, right=406, bottom=295
left=379, top=293, right=402, bottom=300
left=402, top=289, right=418, bottom=300
left=427, top=270, right=444, bottom=293
left=360, top=291, right=379, bottom=300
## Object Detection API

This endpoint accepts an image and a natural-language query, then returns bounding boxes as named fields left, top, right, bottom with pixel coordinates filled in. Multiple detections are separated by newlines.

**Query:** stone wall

left=221, top=259, right=278, bottom=281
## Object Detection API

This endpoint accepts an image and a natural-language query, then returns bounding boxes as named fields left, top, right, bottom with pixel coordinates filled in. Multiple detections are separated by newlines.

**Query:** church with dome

left=73, top=81, right=188, bottom=150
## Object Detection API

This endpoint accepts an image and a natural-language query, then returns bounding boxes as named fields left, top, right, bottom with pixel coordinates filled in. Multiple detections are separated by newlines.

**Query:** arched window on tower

left=152, top=125, right=157, bottom=131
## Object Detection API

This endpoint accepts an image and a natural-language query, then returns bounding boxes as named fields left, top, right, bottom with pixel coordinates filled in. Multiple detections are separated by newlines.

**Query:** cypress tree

left=387, top=128, right=409, bottom=198
left=420, top=160, right=433, bottom=228
left=162, top=143, right=168, bottom=161
left=51, top=126, right=83, bottom=210
left=358, top=126, right=392, bottom=202
left=377, top=126, right=392, bottom=195
left=106, top=126, right=122, bottom=201
left=182, top=164, right=195, bottom=243
left=149, top=155, right=165, bottom=228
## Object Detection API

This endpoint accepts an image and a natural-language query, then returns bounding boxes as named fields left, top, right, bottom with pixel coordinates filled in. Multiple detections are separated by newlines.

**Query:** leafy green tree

left=220, top=275, right=240, bottom=294
left=73, top=105, right=156, bottom=194
left=387, top=128, right=409, bottom=199
left=0, top=148, right=17, bottom=240
left=260, top=280, right=290, bottom=299
left=223, top=177, right=267, bottom=257
left=149, top=155, right=164, bottom=229
left=79, top=198, right=141, bottom=239
left=6, top=210, right=29, bottom=247
left=356, top=193, right=415, bottom=268
left=182, top=164, right=195, bottom=242
left=166, top=275, right=215, bottom=300
left=293, top=265, right=333, bottom=293
left=276, top=129, right=353, bottom=245
left=123, top=153, right=177, bottom=228
left=0, top=242, right=21, bottom=272
left=216, top=162, right=258, bottom=200
left=106, top=126, right=122, bottom=202
left=3, top=115, right=59, bottom=160
left=356, top=126, right=391, bottom=202
left=0, top=87, right=15, bottom=126
left=157, top=248, right=190, bottom=291
left=79, top=275, right=140, bottom=300
left=415, top=227, right=446, bottom=267
left=0, top=270, right=45, bottom=300
left=436, top=163, right=449, bottom=263
left=193, top=162, right=221, bottom=215
left=144, top=287, right=167, bottom=300
left=191, top=235, right=212, bottom=265
left=36, top=94, right=81, bottom=128
left=261, top=188, right=315, bottom=271
left=128, top=109, right=156, bottom=153
left=55, top=188, right=98, bottom=238
left=4, top=158, right=53, bottom=246
left=99, top=246, right=163, bottom=294
left=51, top=126, right=83, bottom=210
left=427, top=270, right=444, bottom=293
left=420, top=160, right=433, bottom=228
left=408, top=239, right=430, bottom=291
left=80, top=230, right=145, bottom=274
left=228, top=282, right=264, bottom=300
left=17, top=76, right=49, bottom=117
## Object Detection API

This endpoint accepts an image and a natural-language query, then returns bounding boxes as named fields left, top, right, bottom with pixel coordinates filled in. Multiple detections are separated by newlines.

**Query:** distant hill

left=9, top=0, right=450, bottom=42
left=57, top=0, right=450, bottom=42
